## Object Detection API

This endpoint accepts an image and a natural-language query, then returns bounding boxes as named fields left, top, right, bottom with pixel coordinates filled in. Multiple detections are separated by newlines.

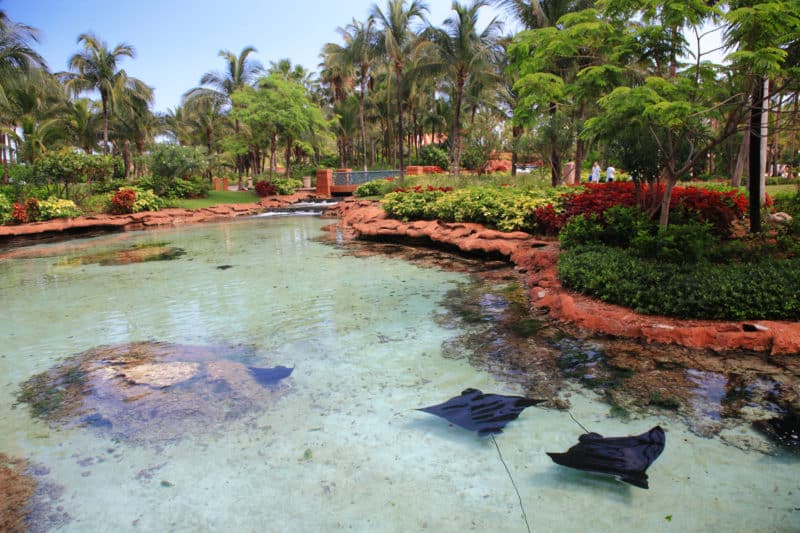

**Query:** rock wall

left=332, top=199, right=800, bottom=356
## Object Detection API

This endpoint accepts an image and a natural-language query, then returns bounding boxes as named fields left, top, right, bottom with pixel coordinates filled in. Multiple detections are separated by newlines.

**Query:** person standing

left=606, top=165, right=615, bottom=182
left=590, top=161, right=600, bottom=182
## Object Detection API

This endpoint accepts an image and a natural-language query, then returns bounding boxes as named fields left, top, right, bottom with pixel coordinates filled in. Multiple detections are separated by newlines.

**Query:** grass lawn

left=173, top=190, right=259, bottom=209
left=766, top=183, right=799, bottom=196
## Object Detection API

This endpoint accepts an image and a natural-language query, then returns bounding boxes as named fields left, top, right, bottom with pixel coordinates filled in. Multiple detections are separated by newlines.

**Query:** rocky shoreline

left=0, top=191, right=318, bottom=247
left=331, top=198, right=800, bottom=357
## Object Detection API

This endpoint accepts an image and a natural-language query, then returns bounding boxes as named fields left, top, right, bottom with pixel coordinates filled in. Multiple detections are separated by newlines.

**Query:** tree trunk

left=772, top=93, right=782, bottom=176
left=395, top=68, right=405, bottom=183
left=791, top=92, right=798, bottom=169
left=269, top=134, right=278, bottom=179
left=1, top=132, right=8, bottom=183
left=549, top=148, right=561, bottom=187
left=574, top=103, right=586, bottom=183
left=452, top=75, right=465, bottom=177
left=658, top=169, right=675, bottom=228
left=510, top=124, right=522, bottom=177
left=285, top=137, right=292, bottom=177
left=732, top=122, right=750, bottom=188
left=749, top=79, right=764, bottom=233
left=101, top=92, right=110, bottom=154
left=759, top=78, right=768, bottom=205
left=358, top=68, right=368, bottom=173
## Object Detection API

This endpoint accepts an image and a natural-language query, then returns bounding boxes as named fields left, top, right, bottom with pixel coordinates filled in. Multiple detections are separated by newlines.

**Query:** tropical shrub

left=559, top=206, right=654, bottom=249
left=137, top=174, right=209, bottom=199
left=558, top=245, right=800, bottom=320
left=382, top=185, right=562, bottom=232
left=0, top=192, right=11, bottom=223
left=33, top=151, right=120, bottom=195
left=147, top=144, right=207, bottom=181
left=254, top=180, right=276, bottom=197
left=355, top=178, right=403, bottom=197
left=771, top=189, right=800, bottom=217
left=629, top=222, right=717, bottom=264
left=110, top=187, right=163, bottom=214
left=36, top=197, right=82, bottom=220
left=110, top=188, right=137, bottom=214
left=6, top=163, right=34, bottom=184
left=420, top=144, right=449, bottom=170
left=271, top=177, right=302, bottom=195
left=381, top=186, right=454, bottom=221
left=561, top=182, right=747, bottom=237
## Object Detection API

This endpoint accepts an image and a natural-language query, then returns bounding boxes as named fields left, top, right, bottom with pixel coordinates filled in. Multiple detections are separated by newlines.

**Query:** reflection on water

left=1, top=217, right=798, bottom=532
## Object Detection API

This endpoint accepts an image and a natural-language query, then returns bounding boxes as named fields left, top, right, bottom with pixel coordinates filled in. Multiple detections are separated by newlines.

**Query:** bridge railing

left=332, top=169, right=401, bottom=186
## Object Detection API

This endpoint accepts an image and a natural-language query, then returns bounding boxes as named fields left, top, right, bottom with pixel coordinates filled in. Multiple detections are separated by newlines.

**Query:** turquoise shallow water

left=1, top=216, right=798, bottom=532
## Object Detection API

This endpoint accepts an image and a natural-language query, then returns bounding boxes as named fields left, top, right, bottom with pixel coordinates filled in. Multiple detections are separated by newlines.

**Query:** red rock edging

left=333, top=199, right=800, bottom=356
left=0, top=192, right=318, bottom=242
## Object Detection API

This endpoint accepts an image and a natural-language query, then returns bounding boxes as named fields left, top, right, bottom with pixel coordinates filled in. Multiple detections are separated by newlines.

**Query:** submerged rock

left=0, top=453, right=36, bottom=532
left=56, top=243, right=186, bottom=266
left=753, top=413, right=800, bottom=451
left=16, top=342, right=293, bottom=446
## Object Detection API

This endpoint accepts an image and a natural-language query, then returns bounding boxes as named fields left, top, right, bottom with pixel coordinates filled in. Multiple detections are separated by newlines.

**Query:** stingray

left=547, top=426, right=665, bottom=489
left=248, top=365, right=294, bottom=387
left=417, top=388, right=544, bottom=437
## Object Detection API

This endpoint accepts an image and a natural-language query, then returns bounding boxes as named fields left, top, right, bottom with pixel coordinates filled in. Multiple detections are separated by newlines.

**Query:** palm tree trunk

left=359, top=68, right=368, bottom=173
left=395, top=68, right=405, bottom=183
left=790, top=92, right=798, bottom=169
left=1, top=133, right=8, bottom=183
left=101, top=93, right=110, bottom=155
left=759, top=78, right=769, bottom=204
left=452, top=75, right=465, bottom=177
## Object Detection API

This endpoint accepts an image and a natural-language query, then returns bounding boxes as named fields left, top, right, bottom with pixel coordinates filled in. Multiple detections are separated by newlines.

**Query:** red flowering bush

left=254, top=180, right=276, bottom=197
left=558, top=182, right=747, bottom=237
left=110, top=188, right=137, bottom=214
left=10, top=198, right=40, bottom=224
left=11, top=202, right=29, bottom=223
left=531, top=204, right=567, bottom=234
left=669, top=186, right=747, bottom=237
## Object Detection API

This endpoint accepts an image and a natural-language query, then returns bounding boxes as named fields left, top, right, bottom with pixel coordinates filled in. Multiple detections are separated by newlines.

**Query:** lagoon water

left=0, top=216, right=797, bottom=532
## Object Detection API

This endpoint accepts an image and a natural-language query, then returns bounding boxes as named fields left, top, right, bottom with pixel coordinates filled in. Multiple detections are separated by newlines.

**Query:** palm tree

left=426, top=1, right=503, bottom=175
left=63, top=98, right=102, bottom=154
left=0, top=10, right=46, bottom=180
left=336, top=18, right=379, bottom=172
left=62, top=33, right=152, bottom=153
left=493, top=0, right=592, bottom=29
left=188, top=47, right=262, bottom=187
left=112, top=92, right=159, bottom=177
left=371, top=0, right=429, bottom=180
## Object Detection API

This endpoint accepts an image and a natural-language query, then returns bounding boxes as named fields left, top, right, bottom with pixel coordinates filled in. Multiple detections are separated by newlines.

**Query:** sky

left=4, top=0, right=724, bottom=114
left=3, top=0, right=510, bottom=113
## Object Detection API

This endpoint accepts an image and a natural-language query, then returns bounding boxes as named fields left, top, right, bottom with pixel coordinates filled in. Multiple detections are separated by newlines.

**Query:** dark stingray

left=248, top=365, right=294, bottom=387
left=547, top=426, right=665, bottom=489
left=216, top=265, right=234, bottom=270
left=417, top=388, right=544, bottom=437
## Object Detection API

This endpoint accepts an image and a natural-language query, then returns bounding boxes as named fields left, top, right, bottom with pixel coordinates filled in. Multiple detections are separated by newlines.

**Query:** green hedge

left=558, top=245, right=800, bottom=320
